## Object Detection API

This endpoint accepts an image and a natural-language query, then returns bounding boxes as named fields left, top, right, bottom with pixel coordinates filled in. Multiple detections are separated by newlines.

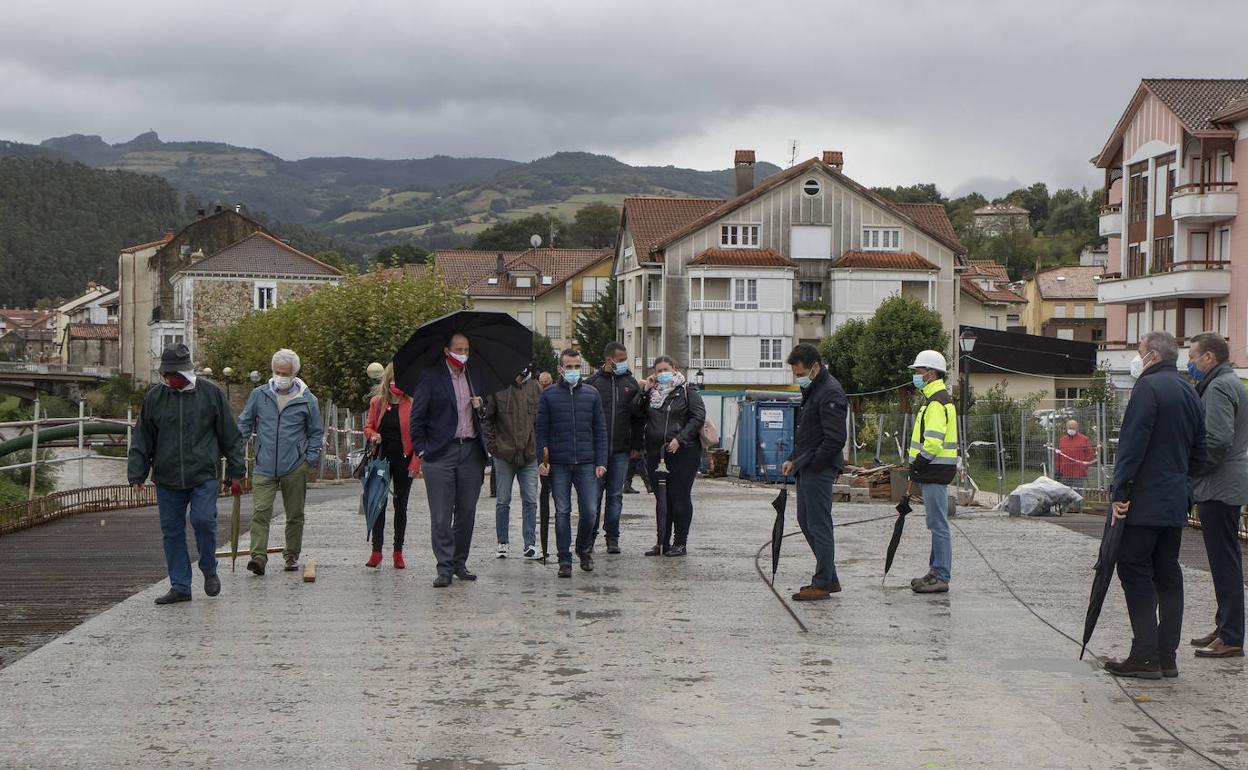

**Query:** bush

left=795, top=300, right=830, bottom=313
left=853, top=295, right=947, bottom=395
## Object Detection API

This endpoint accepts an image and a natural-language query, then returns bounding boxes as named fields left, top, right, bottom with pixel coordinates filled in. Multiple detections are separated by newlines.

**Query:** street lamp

left=249, top=370, right=261, bottom=384
left=958, top=327, right=977, bottom=430
left=366, top=362, right=384, bottom=382
left=222, top=367, right=234, bottom=401
left=695, top=368, right=705, bottom=390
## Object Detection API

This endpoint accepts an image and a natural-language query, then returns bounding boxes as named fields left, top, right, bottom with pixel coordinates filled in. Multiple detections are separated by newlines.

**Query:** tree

left=818, top=318, right=866, bottom=396
left=852, top=295, right=947, bottom=395
left=565, top=202, right=620, bottom=248
left=470, top=213, right=568, bottom=251
left=532, top=332, right=558, bottom=377
left=202, top=270, right=465, bottom=406
left=374, top=244, right=429, bottom=267
left=872, top=183, right=943, bottom=204
left=314, top=249, right=356, bottom=275
left=573, top=278, right=618, bottom=367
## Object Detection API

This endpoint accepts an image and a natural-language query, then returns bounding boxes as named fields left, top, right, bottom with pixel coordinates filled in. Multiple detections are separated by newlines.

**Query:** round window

left=802, top=178, right=822, bottom=197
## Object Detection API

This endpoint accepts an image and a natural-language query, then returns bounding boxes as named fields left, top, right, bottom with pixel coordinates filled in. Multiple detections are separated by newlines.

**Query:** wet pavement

left=1, top=478, right=1245, bottom=768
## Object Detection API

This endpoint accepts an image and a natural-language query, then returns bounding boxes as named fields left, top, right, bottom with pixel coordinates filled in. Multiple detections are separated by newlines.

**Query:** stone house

left=972, top=203, right=1031, bottom=236
left=64, top=323, right=120, bottom=368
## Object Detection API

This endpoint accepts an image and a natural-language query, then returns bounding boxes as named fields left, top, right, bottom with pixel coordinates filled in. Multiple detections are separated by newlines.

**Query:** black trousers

left=1197, top=500, right=1245, bottom=647
left=371, top=453, right=413, bottom=552
left=1116, top=524, right=1184, bottom=663
left=647, top=442, right=700, bottom=547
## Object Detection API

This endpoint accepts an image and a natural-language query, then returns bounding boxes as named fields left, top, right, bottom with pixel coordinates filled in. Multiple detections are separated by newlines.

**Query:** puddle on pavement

left=998, top=657, right=1098, bottom=675
left=414, top=760, right=511, bottom=770
left=556, top=609, right=623, bottom=622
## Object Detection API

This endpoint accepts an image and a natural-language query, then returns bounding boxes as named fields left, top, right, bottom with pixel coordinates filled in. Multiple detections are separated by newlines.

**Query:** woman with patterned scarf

left=631, top=355, right=706, bottom=556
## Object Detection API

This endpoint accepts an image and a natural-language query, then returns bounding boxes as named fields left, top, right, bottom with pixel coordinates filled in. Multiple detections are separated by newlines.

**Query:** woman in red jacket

left=362, top=364, right=422, bottom=569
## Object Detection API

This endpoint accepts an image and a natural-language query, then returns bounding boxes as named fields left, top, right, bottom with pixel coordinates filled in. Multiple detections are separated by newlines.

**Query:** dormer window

left=720, top=224, right=760, bottom=248
left=515, top=276, right=533, bottom=288
left=862, top=226, right=901, bottom=251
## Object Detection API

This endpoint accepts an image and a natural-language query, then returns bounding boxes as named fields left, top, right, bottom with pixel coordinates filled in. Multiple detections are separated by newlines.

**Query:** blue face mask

left=796, top=375, right=812, bottom=389
left=657, top=371, right=674, bottom=386
left=614, top=361, right=629, bottom=375
left=1187, top=361, right=1206, bottom=382
left=912, top=374, right=926, bottom=389
left=563, top=369, right=581, bottom=386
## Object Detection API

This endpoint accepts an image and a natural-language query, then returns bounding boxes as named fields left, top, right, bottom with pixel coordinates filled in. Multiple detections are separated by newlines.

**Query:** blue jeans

left=550, top=463, right=599, bottom=565
left=156, top=478, right=220, bottom=594
left=596, top=451, right=632, bottom=542
left=795, top=466, right=838, bottom=589
left=494, top=457, right=538, bottom=548
left=920, top=482, right=951, bottom=582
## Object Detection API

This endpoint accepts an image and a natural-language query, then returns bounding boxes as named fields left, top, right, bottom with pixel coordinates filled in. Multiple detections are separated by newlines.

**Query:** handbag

left=699, top=414, right=720, bottom=449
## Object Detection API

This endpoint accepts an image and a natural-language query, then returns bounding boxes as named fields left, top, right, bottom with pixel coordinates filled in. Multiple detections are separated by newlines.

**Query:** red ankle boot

left=366, top=551, right=383, bottom=568
left=392, top=551, right=406, bottom=569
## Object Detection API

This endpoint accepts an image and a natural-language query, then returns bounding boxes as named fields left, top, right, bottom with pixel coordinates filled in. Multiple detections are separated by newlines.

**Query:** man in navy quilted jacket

left=536, top=349, right=608, bottom=578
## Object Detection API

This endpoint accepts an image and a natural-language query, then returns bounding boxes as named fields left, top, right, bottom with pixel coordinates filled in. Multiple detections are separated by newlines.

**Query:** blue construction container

left=737, top=399, right=799, bottom=482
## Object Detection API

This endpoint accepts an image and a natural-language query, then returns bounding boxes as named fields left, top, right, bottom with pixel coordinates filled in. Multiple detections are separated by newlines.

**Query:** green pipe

left=0, top=422, right=130, bottom=459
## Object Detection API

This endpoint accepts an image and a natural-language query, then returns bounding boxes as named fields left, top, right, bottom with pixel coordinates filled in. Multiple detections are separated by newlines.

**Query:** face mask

left=796, top=375, right=812, bottom=389
left=912, top=374, right=926, bottom=390
left=1129, top=352, right=1150, bottom=379
left=657, top=371, right=674, bottom=386
left=1187, top=361, right=1206, bottom=382
left=446, top=351, right=468, bottom=368
left=163, top=373, right=189, bottom=390
left=614, top=361, right=629, bottom=375
left=563, top=369, right=581, bottom=385
left=272, top=375, right=293, bottom=391
left=388, top=383, right=405, bottom=398
left=1067, top=429, right=1077, bottom=437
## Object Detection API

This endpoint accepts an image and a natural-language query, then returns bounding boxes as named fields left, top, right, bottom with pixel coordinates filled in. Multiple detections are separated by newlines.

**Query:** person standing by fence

left=1187, top=332, right=1247, bottom=659
left=1056, top=419, right=1094, bottom=493
left=907, top=350, right=958, bottom=595
left=236, top=349, right=324, bottom=576
left=128, top=343, right=246, bottom=605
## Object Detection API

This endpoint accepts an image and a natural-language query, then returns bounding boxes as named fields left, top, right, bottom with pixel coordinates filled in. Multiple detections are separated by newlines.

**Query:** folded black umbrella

left=769, top=483, right=789, bottom=581
left=883, top=481, right=913, bottom=580
left=392, top=310, right=532, bottom=398
left=1080, top=505, right=1127, bottom=660
left=540, top=448, right=551, bottom=563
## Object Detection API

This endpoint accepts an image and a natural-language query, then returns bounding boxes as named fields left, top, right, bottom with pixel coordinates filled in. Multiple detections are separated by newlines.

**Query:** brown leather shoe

left=792, top=585, right=831, bottom=601
left=1195, top=638, right=1245, bottom=658
left=1190, top=631, right=1218, bottom=647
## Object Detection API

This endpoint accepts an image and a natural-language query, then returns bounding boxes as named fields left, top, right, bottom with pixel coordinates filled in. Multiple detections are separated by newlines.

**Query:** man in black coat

left=781, top=344, right=848, bottom=601
left=585, top=341, right=644, bottom=554
left=1105, top=331, right=1207, bottom=679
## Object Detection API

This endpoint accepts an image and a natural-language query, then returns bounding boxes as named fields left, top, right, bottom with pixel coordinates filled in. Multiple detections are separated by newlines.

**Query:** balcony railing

left=1098, top=204, right=1122, bottom=238
left=1097, top=259, right=1232, bottom=304
left=647, top=301, right=663, bottom=311
left=689, top=358, right=731, bottom=369
left=1171, top=182, right=1238, bottom=223
left=579, top=288, right=605, bottom=304
left=690, top=299, right=732, bottom=310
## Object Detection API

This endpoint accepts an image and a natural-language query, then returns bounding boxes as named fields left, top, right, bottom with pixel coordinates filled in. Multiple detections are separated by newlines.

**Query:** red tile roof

left=0, top=309, right=53, bottom=328
left=119, top=233, right=173, bottom=253
left=960, top=276, right=1026, bottom=305
left=177, top=232, right=342, bottom=278
left=832, top=251, right=939, bottom=271
left=429, top=248, right=612, bottom=298
left=1094, top=79, right=1248, bottom=167
left=621, top=197, right=723, bottom=263
left=965, top=259, right=1010, bottom=281
left=893, top=203, right=965, bottom=253
left=688, top=248, right=795, bottom=268
left=1033, top=264, right=1103, bottom=299
left=67, top=323, right=120, bottom=340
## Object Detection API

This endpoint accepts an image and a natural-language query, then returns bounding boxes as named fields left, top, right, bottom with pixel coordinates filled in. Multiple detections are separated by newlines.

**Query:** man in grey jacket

left=236, top=349, right=325, bottom=575
left=1187, top=332, right=1247, bottom=658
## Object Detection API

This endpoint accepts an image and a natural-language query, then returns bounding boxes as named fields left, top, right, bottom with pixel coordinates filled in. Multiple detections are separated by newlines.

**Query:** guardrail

left=0, top=362, right=119, bottom=378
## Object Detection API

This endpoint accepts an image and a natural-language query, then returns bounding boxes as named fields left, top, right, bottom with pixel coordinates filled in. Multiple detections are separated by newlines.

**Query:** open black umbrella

left=883, top=480, right=913, bottom=580
left=1080, top=504, right=1128, bottom=660
left=769, top=482, right=789, bottom=581
left=392, top=310, right=532, bottom=397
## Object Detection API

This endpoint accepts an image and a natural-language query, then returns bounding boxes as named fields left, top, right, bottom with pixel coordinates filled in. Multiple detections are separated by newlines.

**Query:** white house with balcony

left=614, top=150, right=966, bottom=387
left=1091, top=78, right=1248, bottom=385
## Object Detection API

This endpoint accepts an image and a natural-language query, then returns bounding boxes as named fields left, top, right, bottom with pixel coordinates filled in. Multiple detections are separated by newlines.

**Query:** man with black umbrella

left=410, top=332, right=490, bottom=587
left=1105, top=331, right=1206, bottom=679
left=780, top=343, right=848, bottom=602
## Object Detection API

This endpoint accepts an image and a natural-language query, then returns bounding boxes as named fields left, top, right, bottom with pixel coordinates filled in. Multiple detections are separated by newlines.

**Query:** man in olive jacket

left=484, top=368, right=543, bottom=559
left=1187, top=332, right=1248, bottom=658
left=128, top=344, right=246, bottom=605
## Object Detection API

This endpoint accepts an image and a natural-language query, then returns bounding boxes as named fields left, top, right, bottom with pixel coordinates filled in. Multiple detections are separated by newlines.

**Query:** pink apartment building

left=1092, top=78, right=1248, bottom=386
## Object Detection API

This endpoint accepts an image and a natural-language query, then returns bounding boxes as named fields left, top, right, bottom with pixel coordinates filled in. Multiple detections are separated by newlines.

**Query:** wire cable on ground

left=951, top=518, right=1229, bottom=770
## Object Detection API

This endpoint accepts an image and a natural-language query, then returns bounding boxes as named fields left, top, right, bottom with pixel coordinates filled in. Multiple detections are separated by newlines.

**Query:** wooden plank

left=303, top=559, right=316, bottom=583
left=214, top=545, right=283, bottom=558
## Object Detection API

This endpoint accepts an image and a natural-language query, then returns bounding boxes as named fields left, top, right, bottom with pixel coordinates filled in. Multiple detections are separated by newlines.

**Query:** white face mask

left=1129, top=351, right=1151, bottom=379
left=1067, top=429, right=1077, bottom=437
left=272, top=375, right=293, bottom=391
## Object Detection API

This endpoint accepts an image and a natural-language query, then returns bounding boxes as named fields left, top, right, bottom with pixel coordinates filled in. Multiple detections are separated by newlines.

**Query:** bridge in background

left=0, top=362, right=118, bottom=400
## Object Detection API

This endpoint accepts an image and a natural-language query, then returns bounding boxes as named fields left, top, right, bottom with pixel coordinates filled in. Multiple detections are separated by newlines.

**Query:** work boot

left=154, top=590, right=191, bottom=605
left=606, top=537, right=620, bottom=554
left=558, top=563, right=572, bottom=578
left=284, top=558, right=299, bottom=572
left=1195, top=638, right=1244, bottom=658
left=792, top=585, right=831, bottom=601
left=911, top=571, right=935, bottom=589
left=1190, top=631, right=1218, bottom=647
left=203, top=574, right=221, bottom=597
left=247, top=557, right=266, bottom=576
left=579, top=552, right=594, bottom=572
left=1103, top=657, right=1162, bottom=680
left=912, top=575, right=949, bottom=594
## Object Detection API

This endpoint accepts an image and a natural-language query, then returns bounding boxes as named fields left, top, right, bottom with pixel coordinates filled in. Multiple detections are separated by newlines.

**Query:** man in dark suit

left=410, top=332, right=490, bottom=587
left=1105, top=331, right=1206, bottom=679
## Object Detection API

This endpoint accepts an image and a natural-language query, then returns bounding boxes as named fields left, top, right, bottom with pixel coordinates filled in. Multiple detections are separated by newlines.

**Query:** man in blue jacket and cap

left=536, top=348, right=608, bottom=578
left=236, top=348, right=324, bottom=575
left=1105, top=331, right=1206, bottom=679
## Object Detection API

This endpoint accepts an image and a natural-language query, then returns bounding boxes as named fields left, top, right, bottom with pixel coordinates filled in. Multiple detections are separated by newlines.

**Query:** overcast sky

left=1, top=0, right=1244, bottom=197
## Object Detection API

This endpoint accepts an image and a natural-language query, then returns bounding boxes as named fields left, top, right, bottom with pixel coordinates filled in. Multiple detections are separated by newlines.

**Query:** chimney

left=234, top=204, right=242, bottom=213
left=496, top=252, right=506, bottom=274
left=734, top=149, right=756, bottom=195
left=822, top=151, right=844, bottom=171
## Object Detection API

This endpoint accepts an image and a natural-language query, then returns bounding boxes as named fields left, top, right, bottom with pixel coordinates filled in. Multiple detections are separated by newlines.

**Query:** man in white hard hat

left=907, top=349, right=958, bottom=594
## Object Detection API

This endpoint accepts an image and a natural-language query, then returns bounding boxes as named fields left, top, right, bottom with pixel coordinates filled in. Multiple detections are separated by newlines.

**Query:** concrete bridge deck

left=0, top=479, right=1244, bottom=768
